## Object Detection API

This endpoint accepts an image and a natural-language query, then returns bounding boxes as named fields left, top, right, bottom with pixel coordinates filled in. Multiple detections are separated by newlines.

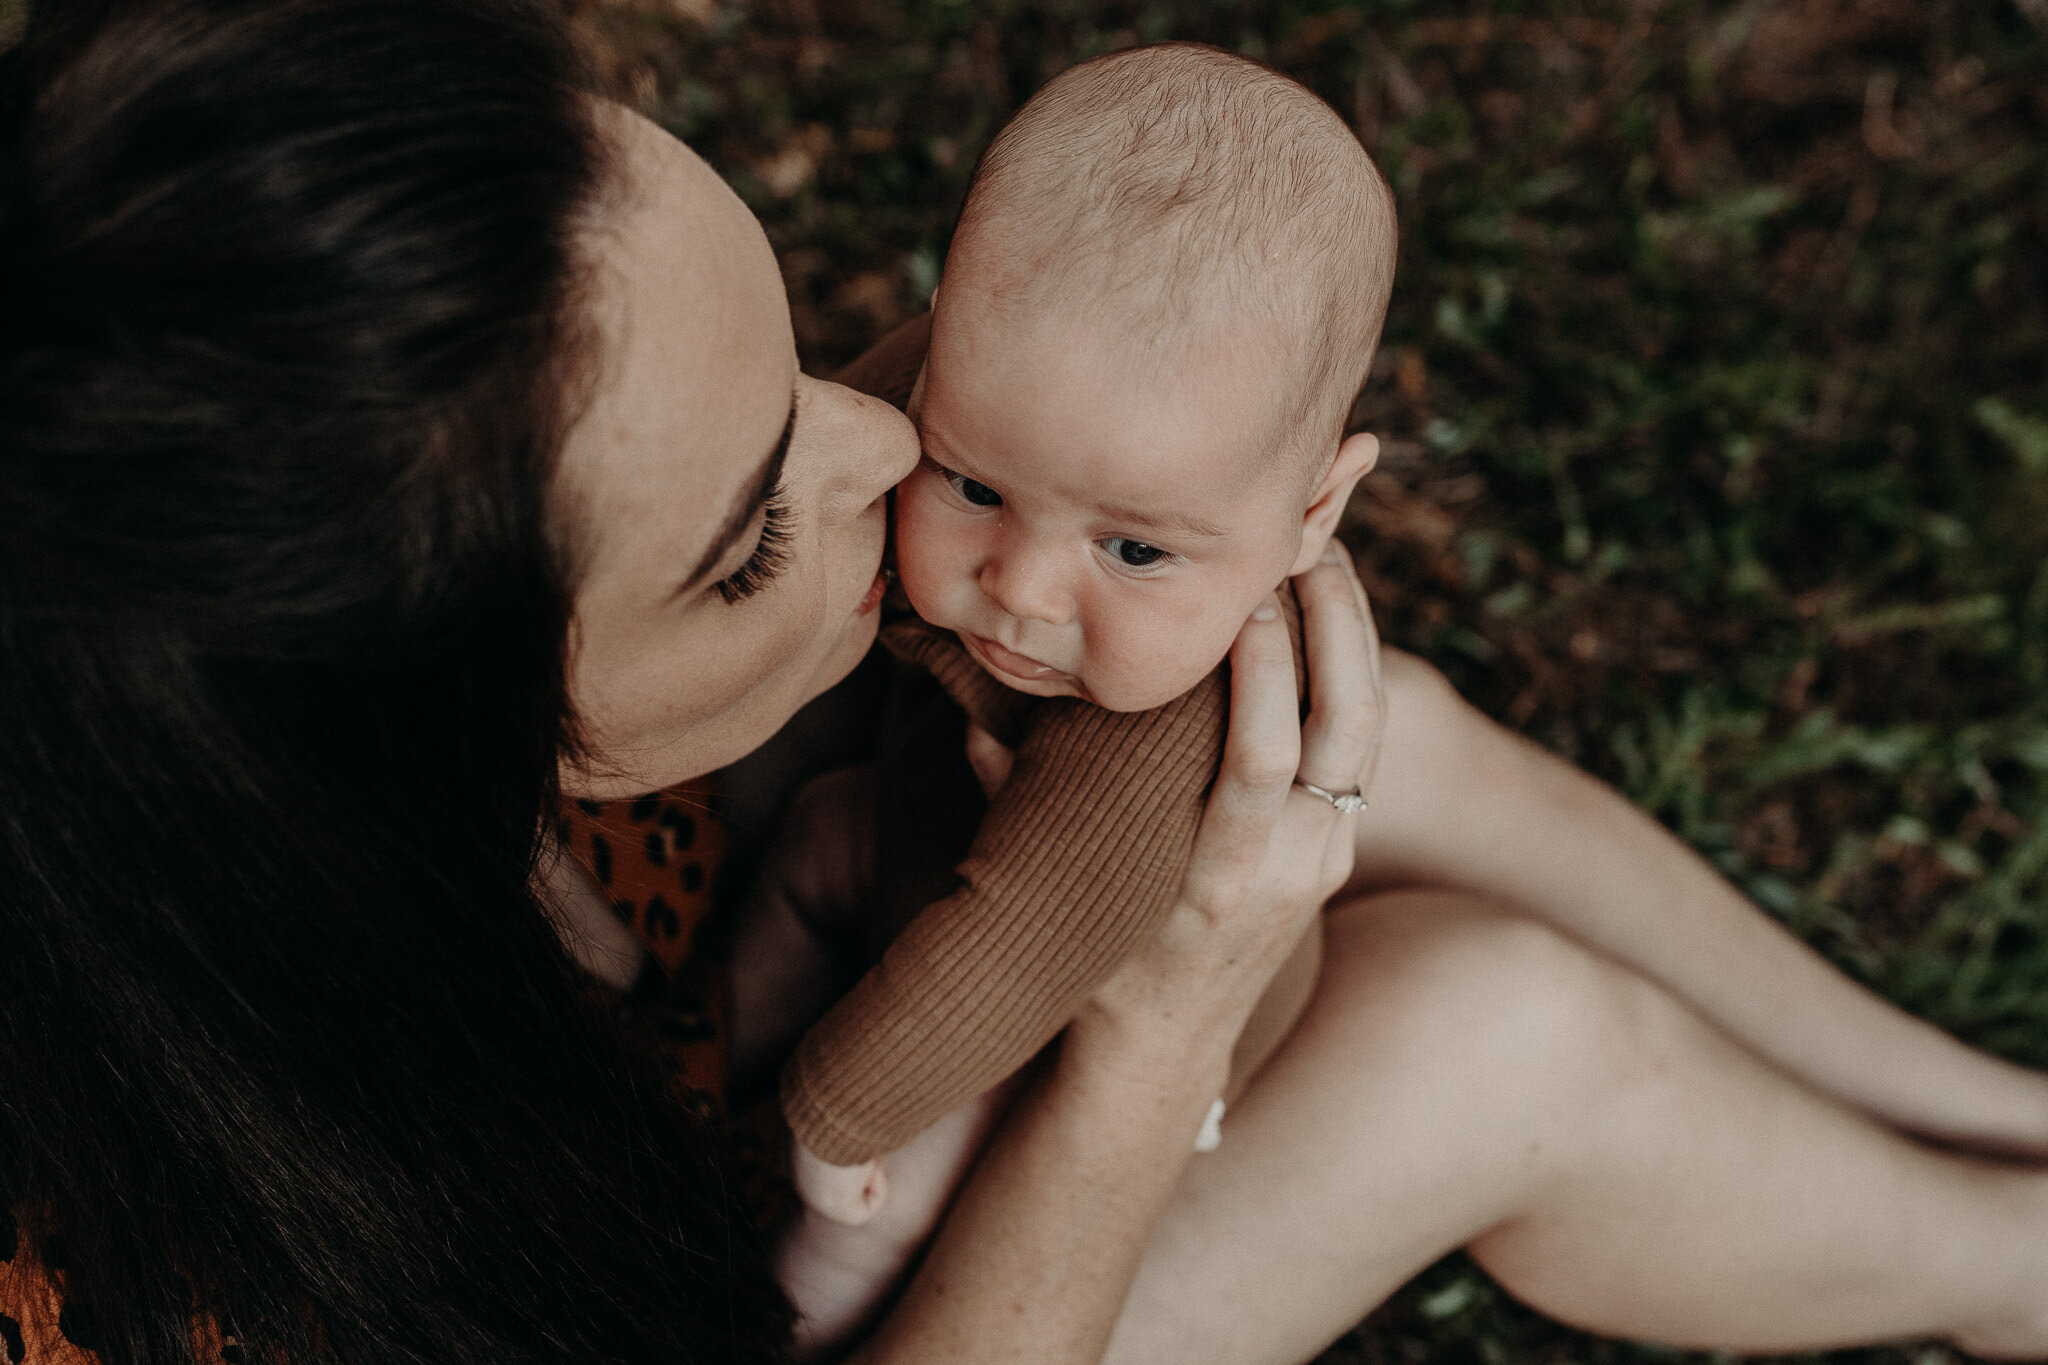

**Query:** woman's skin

left=552, top=107, right=2048, bottom=1363
left=557, top=106, right=915, bottom=799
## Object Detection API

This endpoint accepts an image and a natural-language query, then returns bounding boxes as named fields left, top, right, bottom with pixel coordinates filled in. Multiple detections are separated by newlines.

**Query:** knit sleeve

left=780, top=649, right=1227, bottom=1166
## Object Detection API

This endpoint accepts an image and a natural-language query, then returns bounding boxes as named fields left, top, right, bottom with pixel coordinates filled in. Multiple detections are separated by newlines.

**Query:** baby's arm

left=782, top=668, right=1226, bottom=1170
left=1356, top=648, right=2048, bottom=1156
left=781, top=1082, right=1018, bottom=1353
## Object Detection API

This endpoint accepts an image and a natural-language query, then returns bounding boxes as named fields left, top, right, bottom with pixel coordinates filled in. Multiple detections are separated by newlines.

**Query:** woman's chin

left=814, top=604, right=882, bottom=696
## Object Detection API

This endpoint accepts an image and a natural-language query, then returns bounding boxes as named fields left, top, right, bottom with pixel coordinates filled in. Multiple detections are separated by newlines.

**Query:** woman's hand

left=857, top=545, right=1384, bottom=1365
left=1084, top=543, right=1386, bottom=1067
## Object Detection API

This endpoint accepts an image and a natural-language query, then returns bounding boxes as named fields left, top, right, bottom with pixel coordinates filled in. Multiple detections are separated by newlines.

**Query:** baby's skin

left=750, top=38, right=1405, bottom=1345
left=771, top=286, right=1383, bottom=1348
left=747, top=42, right=2048, bottom=1357
left=895, top=293, right=1379, bottom=716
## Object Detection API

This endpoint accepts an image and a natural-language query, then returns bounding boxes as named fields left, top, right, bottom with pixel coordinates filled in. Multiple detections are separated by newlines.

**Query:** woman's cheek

left=696, top=547, right=833, bottom=694
left=765, top=543, right=836, bottom=653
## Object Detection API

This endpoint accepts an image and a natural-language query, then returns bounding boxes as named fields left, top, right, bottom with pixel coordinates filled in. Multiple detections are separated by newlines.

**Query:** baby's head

left=896, top=43, right=1397, bottom=711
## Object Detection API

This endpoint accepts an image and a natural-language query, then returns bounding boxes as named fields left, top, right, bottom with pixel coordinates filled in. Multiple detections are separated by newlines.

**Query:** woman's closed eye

left=712, top=489, right=795, bottom=604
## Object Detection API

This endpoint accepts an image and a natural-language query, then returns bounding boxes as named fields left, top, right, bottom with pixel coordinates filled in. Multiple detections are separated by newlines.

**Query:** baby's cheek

left=892, top=479, right=973, bottom=624
left=1084, top=601, right=1243, bottom=711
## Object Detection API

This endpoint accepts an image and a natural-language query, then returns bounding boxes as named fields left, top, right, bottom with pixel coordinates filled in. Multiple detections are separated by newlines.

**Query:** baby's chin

left=954, top=631, right=1097, bottom=704
left=1078, top=666, right=1219, bottom=713
left=956, top=632, right=1214, bottom=713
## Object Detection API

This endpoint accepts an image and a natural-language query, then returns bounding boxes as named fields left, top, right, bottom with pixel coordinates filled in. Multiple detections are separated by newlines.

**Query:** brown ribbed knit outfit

left=781, top=313, right=1319, bottom=1168
left=782, top=618, right=1236, bottom=1164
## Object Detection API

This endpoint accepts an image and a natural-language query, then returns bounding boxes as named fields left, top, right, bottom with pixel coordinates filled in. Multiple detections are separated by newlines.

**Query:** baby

left=732, top=39, right=2048, bottom=1351
left=735, top=42, right=1395, bottom=1344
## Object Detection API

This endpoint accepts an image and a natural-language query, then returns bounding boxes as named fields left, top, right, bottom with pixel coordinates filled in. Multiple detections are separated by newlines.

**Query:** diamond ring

left=1294, top=779, right=1368, bottom=814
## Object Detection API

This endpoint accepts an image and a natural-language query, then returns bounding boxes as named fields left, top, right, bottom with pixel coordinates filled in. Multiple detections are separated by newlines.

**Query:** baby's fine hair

left=953, top=42, right=1397, bottom=463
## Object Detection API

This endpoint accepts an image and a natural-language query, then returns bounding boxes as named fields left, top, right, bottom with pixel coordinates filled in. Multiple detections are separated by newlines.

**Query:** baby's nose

left=978, top=549, right=1072, bottom=627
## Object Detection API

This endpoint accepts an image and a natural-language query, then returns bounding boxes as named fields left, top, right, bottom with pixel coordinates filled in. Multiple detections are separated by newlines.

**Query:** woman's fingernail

left=1321, top=544, right=1343, bottom=565
left=1252, top=599, right=1279, bottom=622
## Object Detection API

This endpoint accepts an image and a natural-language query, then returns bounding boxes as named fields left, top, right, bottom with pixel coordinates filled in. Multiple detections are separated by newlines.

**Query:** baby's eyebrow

left=1099, top=503, right=1231, bottom=540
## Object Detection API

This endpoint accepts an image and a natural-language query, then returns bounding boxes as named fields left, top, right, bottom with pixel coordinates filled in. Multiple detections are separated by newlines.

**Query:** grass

left=567, top=0, right=2047, bottom=1357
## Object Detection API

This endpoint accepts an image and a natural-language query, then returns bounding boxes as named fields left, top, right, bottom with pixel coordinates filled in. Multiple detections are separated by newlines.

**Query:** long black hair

left=0, top=1, right=791, bottom=1359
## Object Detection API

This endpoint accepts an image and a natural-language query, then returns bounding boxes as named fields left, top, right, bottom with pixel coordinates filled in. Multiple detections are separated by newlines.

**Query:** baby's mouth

left=962, top=633, right=1070, bottom=685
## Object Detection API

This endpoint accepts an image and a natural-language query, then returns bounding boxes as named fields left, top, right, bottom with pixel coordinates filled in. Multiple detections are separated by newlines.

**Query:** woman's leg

left=1105, top=889, right=2048, bottom=1365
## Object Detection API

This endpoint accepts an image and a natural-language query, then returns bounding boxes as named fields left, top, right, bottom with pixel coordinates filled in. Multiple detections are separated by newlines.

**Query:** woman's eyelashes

left=712, top=489, right=796, bottom=605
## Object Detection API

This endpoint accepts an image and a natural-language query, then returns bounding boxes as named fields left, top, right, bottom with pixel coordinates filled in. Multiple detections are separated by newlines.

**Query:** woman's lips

left=855, top=566, right=887, bottom=616
left=963, top=633, right=1065, bottom=683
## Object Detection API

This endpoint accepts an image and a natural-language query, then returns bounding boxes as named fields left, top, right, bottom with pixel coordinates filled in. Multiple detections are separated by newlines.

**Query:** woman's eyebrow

left=680, top=395, right=797, bottom=591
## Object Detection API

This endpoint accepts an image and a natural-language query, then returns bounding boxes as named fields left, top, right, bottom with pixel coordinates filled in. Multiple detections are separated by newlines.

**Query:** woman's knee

left=1317, top=890, right=1663, bottom=1121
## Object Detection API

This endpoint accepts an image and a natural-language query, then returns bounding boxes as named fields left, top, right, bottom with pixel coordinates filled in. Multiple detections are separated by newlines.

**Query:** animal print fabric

left=557, top=778, right=732, bottom=1100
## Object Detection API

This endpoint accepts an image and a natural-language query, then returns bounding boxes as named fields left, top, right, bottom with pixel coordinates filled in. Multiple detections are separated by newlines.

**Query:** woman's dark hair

left=0, top=1, right=791, bottom=1359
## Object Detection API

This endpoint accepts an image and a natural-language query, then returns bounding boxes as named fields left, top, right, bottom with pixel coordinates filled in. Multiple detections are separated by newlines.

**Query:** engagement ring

left=1294, top=779, right=1368, bottom=814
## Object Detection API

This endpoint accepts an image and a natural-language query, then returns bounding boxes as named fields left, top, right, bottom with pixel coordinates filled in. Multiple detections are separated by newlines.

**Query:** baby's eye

left=937, top=463, right=1002, bottom=508
left=1102, top=537, right=1169, bottom=569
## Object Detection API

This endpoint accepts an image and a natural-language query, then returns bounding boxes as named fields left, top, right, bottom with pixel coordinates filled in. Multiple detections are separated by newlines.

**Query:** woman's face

left=556, top=109, right=918, bottom=799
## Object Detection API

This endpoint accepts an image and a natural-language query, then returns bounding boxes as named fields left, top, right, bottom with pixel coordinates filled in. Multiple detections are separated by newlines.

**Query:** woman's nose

left=808, top=377, right=920, bottom=521
left=977, top=540, right=1072, bottom=627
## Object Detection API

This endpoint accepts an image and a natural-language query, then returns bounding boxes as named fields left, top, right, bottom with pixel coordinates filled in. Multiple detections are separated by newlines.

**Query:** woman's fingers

left=1189, top=546, right=1387, bottom=917
left=1180, top=594, right=1302, bottom=914
left=1293, top=543, right=1386, bottom=802
left=1099, top=578, right=1366, bottom=1032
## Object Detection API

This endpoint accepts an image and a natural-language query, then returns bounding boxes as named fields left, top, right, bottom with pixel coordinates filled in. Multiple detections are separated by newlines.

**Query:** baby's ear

left=1288, top=432, right=1379, bottom=576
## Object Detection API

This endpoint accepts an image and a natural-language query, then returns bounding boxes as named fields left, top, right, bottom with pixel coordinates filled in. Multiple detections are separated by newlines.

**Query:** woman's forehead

left=557, top=107, right=795, bottom=595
